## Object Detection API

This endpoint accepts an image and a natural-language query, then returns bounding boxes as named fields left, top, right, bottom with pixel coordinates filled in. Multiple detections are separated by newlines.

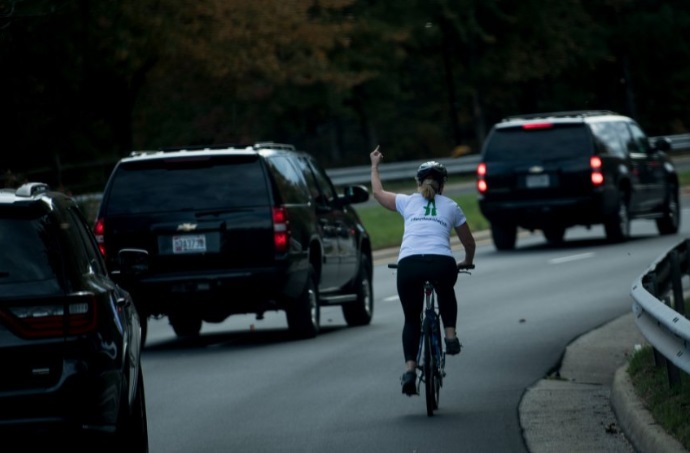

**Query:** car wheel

left=491, top=222, right=517, bottom=251
left=286, top=264, right=320, bottom=338
left=605, top=192, right=630, bottom=242
left=342, top=254, right=374, bottom=326
left=109, top=368, right=148, bottom=453
left=140, top=315, right=148, bottom=348
left=169, top=312, right=202, bottom=338
left=656, top=186, right=680, bottom=235
left=542, top=225, right=566, bottom=245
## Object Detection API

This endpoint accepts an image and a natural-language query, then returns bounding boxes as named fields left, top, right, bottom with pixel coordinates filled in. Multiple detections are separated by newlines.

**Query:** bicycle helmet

left=416, top=161, right=448, bottom=184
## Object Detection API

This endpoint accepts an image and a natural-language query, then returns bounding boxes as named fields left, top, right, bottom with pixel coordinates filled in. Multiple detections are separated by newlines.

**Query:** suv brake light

left=0, top=293, right=98, bottom=338
left=94, top=218, right=106, bottom=257
left=590, top=156, right=604, bottom=186
left=272, top=207, right=289, bottom=253
left=522, top=122, right=553, bottom=130
left=476, top=163, right=488, bottom=194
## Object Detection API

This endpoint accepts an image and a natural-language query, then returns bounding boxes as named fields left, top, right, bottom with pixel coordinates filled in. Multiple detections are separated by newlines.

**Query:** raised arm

left=370, top=146, right=397, bottom=211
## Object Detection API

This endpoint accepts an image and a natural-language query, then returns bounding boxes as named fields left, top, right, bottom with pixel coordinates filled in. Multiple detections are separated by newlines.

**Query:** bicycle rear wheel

left=423, top=321, right=439, bottom=416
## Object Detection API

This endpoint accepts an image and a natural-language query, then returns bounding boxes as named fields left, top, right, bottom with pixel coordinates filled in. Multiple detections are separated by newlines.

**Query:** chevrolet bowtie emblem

left=177, top=223, right=198, bottom=232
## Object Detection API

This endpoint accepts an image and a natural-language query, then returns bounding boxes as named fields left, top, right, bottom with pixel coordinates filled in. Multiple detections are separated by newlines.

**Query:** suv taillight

left=590, top=156, right=604, bottom=186
left=272, top=207, right=289, bottom=253
left=94, top=218, right=106, bottom=257
left=522, top=122, right=553, bottom=130
left=0, top=294, right=98, bottom=338
left=476, top=163, right=488, bottom=194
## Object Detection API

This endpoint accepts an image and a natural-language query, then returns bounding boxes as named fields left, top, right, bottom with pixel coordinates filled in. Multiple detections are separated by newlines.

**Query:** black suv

left=476, top=110, right=680, bottom=250
left=0, top=182, right=147, bottom=451
left=95, top=142, right=374, bottom=342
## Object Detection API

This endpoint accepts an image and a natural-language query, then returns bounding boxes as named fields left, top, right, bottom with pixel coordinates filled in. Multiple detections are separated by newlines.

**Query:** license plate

left=172, top=234, right=207, bottom=254
left=526, top=174, right=550, bottom=188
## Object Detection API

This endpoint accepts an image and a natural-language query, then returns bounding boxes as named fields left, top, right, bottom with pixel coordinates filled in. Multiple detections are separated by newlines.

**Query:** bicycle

left=388, top=262, right=474, bottom=416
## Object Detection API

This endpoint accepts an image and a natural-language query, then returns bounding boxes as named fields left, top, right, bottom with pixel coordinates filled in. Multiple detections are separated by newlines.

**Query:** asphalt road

left=140, top=199, right=688, bottom=452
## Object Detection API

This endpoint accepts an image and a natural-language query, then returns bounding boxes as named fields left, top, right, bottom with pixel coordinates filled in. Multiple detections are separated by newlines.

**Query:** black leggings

left=397, top=254, right=459, bottom=363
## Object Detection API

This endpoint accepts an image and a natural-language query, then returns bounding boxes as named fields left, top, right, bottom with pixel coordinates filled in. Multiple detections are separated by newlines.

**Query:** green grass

left=627, top=346, right=690, bottom=450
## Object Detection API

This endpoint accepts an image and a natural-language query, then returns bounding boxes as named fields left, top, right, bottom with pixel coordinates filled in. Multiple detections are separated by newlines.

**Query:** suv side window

left=627, top=122, right=651, bottom=154
left=308, top=158, right=337, bottom=203
left=590, top=121, right=626, bottom=158
left=293, top=156, right=336, bottom=206
left=610, top=121, right=636, bottom=155
left=264, top=155, right=310, bottom=204
left=67, top=206, right=107, bottom=276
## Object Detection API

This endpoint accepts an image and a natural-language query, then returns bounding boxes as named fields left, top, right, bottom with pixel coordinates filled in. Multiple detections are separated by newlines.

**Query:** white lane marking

left=549, top=252, right=595, bottom=264
left=383, top=296, right=399, bottom=302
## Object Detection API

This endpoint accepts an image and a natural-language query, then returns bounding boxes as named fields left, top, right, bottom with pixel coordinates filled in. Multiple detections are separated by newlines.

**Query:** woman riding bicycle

left=369, top=146, right=476, bottom=396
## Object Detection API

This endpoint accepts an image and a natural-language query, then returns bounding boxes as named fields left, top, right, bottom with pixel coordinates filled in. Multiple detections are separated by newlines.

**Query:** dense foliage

left=2, top=0, right=689, bottom=193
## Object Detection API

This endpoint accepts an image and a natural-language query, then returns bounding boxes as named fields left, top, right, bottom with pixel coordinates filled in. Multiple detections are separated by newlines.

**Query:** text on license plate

left=173, top=235, right=207, bottom=254
left=526, top=174, right=550, bottom=188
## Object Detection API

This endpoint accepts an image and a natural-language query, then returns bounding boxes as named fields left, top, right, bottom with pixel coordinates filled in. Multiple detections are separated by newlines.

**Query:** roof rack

left=129, top=150, right=163, bottom=157
left=253, top=142, right=296, bottom=151
left=129, top=142, right=297, bottom=156
left=157, top=143, right=249, bottom=152
left=502, top=110, right=619, bottom=122
left=16, top=182, right=50, bottom=197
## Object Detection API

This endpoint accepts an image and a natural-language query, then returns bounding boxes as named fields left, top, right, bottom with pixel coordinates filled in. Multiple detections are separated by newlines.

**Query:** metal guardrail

left=328, top=133, right=690, bottom=186
left=630, top=239, right=690, bottom=381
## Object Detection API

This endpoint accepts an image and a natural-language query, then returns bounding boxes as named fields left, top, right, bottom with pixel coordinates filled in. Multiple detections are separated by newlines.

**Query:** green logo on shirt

left=424, top=199, right=436, bottom=216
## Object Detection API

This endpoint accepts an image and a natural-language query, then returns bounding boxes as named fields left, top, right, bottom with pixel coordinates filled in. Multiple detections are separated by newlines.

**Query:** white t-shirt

left=395, top=193, right=467, bottom=261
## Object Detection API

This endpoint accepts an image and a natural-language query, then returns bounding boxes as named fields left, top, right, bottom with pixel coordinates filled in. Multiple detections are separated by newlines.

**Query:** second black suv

left=95, top=142, right=373, bottom=342
left=476, top=110, right=680, bottom=250
left=0, top=182, right=147, bottom=450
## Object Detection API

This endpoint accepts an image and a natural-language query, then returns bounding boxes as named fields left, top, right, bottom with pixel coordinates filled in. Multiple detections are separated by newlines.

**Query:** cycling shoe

left=401, top=371, right=417, bottom=396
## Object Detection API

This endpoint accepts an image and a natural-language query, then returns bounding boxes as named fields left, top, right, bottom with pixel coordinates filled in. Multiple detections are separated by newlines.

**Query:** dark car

left=0, top=182, right=147, bottom=451
left=94, top=142, right=374, bottom=342
left=476, top=110, right=680, bottom=250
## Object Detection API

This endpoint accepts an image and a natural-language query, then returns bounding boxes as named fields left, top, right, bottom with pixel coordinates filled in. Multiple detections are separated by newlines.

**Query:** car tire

left=656, top=186, right=680, bottom=235
left=169, top=312, right=202, bottom=338
left=342, top=254, right=374, bottom=326
left=287, top=264, right=320, bottom=338
left=604, top=192, right=630, bottom=242
left=491, top=222, right=517, bottom=251
left=110, top=367, right=148, bottom=453
left=542, top=225, right=566, bottom=245
left=140, top=315, right=148, bottom=348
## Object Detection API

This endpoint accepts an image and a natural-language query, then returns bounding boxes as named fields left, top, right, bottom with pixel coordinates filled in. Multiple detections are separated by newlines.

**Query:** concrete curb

left=612, top=364, right=688, bottom=453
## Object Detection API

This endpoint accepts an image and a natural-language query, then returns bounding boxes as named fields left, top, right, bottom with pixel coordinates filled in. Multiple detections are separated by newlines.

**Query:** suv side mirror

left=342, top=185, right=370, bottom=204
left=118, top=248, right=149, bottom=275
left=652, top=137, right=672, bottom=152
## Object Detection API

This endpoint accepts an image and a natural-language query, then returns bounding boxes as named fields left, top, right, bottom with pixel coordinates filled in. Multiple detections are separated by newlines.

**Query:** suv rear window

left=104, top=155, right=271, bottom=215
left=483, top=124, right=591, bottom=161
left=0, top=216, right=59, bottom=283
